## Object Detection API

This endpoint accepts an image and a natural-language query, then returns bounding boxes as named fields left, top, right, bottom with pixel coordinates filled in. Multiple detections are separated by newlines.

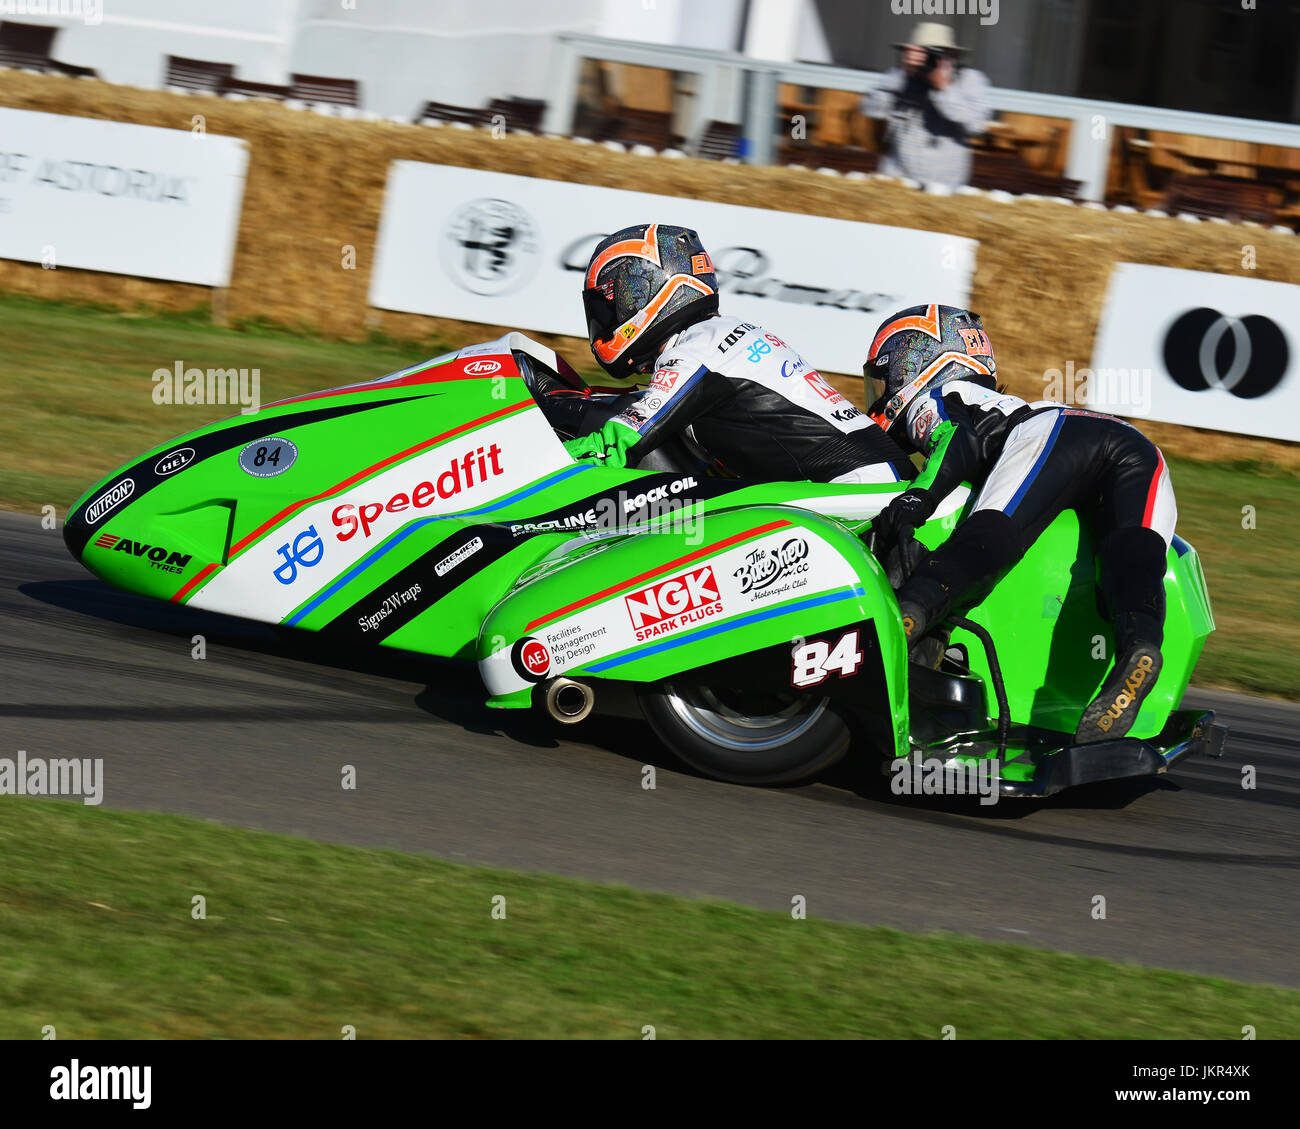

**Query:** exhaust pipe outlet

left=542, top=677, right=594, bottom=724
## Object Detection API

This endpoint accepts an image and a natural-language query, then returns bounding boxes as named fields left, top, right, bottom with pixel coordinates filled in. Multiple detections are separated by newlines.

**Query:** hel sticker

left=239, top=437, right=298, bottom=478
left=154, top=447, right=195, bottom=476
left=511, top=636, right=552, bottom=681
left=85, top=478, right=135, bottom=525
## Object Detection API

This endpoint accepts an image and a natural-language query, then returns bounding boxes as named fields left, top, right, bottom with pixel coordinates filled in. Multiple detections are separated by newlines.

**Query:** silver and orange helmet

left=583, top=223, right=719, bottom=378
left=865, top=304, right=996, bottom=433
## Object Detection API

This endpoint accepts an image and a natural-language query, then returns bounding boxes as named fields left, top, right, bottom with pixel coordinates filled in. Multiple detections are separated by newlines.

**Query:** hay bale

left=1, top=71, right=1295, bottom=466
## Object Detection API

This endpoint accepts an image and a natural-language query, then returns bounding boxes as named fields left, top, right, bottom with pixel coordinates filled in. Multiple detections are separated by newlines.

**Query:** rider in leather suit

left=560, top=222, right=914, bottom=484
left=865, top=304, right=1177, bottom=745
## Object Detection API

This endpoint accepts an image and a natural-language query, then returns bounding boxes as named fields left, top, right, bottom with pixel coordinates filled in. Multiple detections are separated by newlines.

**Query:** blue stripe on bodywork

left=584, top=586, right=867, bottom=673
left=284, top=463, right=593, bottom=625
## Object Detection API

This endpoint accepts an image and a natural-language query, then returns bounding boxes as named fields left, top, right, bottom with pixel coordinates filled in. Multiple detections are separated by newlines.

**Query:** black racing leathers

left=591, top=315, right=915, bottom=483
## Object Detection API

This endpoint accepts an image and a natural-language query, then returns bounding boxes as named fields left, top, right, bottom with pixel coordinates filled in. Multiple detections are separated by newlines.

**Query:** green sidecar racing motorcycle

left=63, top=333, right=1225, bottom=796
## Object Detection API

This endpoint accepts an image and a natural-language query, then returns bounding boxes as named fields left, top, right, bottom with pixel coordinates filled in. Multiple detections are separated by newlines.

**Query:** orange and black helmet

left=583, top=223, right=719, bottom=378
left=865, top=303, right=997, bottom=432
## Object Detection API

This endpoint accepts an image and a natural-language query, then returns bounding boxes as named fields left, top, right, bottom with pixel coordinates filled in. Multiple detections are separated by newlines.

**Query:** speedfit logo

left=1163, top=309, right=1288, bottom=399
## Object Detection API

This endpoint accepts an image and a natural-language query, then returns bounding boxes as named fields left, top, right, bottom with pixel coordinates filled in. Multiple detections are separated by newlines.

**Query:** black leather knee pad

left=1098, top=527, right=1168, bottom=608
left=912, top=509, right=1027, bottom=604
left=1097, top=527, right=1168, bottom=646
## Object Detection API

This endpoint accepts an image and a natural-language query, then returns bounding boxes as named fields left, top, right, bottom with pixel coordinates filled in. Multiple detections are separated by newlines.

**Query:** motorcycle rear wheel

left=638, top=680, right=851, bottom=785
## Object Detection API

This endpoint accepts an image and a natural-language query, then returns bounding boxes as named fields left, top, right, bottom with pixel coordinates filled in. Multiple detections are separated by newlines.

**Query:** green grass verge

left=0, top=293, right=1296, bottom=697
left=2, top=798, right=1296, bottom=1039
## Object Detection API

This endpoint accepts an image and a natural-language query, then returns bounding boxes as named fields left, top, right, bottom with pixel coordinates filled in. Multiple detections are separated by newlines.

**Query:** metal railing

left=546, top=32, right=1300, bottom=202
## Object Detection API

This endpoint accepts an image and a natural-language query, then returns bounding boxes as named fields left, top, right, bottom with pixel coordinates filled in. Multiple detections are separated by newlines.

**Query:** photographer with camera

left=863, top=22, right=991, bottom=191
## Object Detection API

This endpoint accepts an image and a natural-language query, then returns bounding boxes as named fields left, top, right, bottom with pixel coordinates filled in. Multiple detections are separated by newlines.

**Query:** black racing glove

left=870, top=488, right=937, bottom=571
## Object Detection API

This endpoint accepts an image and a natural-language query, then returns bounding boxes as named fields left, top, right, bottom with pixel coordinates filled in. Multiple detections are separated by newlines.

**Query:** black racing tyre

left=637, top=680, right=852, bottom=785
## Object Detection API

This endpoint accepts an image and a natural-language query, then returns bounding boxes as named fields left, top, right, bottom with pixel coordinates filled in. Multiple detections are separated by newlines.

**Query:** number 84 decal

left=791, top=630, right=863, bottom=688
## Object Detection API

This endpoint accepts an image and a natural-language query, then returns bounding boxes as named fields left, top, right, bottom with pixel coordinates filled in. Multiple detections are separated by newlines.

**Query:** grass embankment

left=2, top=799, right=1296, bottom=1039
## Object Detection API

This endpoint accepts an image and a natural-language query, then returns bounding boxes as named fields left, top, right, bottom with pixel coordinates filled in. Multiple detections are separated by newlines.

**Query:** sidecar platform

left=899, top=677, right=1228, bottom=797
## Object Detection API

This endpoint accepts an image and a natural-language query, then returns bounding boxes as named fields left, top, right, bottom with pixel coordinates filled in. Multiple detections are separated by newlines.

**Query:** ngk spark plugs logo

left=625, top=566, right=724, bottom=641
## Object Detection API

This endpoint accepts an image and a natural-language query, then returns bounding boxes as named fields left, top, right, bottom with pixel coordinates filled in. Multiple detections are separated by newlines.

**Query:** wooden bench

left=1163, top=175, right=1279, bottom=224
left=697, top=120, right=741, bottom=160
left=487, top=97, right=546, bottom=134
left=971, top=150, right=1081, bottom=198
left=218, top=78, right=291, bottom=101
left=415, top=100, right=491, bottom=127
left=165, top=55, right=233, bottom=93
left=290, top=74, right=359, bottom=107
left=778, top=143, right=878, bottom=174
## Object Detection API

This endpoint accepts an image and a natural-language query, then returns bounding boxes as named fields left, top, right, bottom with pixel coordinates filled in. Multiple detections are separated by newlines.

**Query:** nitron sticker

left=84, top=478, right=135, bottom=525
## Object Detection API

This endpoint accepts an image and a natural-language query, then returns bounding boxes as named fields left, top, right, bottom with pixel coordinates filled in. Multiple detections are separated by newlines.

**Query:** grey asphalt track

left=3, top=510, right=1297, bottom=988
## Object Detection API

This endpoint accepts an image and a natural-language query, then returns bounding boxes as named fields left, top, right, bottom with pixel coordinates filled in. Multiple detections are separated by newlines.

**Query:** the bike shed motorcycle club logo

left=1162, top=309, right=1289, bottom=399
left=734, top=536, right=811, bottom=598
left=442, top=198, right=540, bottom=296
left=511, top=636, right=552, bottom=682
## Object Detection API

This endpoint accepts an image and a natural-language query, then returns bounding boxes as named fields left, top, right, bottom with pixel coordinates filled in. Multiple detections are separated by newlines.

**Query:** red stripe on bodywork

left=263, top=361, right=499, bottom=410
left=172, top=562, right=219, bottom=604
left=225, top=398, right=533, bottom=561
left=525, top=519, right=791, bottom=632
left=1142, top=450, right=1167, bottom=529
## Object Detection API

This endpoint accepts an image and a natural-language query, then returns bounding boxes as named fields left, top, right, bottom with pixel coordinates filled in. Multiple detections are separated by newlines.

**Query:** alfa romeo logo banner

left=1090, top=264, right=1298, bottom=440
left=369, top=162, right=976, bottom=376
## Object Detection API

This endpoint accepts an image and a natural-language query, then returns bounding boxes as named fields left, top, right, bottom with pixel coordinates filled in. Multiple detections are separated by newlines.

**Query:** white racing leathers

left=609, top=316, right=914, bottom=483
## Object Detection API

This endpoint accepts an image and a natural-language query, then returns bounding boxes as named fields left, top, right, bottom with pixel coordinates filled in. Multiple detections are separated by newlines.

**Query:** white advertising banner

left=0, top=107, right=249, bottom=286
left=1089, top=263, right=1299, bottom=441
left=369, top=162, right=977, bottom=375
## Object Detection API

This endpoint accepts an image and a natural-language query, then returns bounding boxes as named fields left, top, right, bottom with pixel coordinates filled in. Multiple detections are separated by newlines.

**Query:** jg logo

left=1162, top=309, right=1288, bottom=399
left=272, top=525, right=324, bottom=586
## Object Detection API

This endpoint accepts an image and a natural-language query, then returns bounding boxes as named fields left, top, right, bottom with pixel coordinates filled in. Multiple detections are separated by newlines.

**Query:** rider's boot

left=896, top=575, right=952, bottom=657
left=1075, top=529, right=1168, bottom=744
